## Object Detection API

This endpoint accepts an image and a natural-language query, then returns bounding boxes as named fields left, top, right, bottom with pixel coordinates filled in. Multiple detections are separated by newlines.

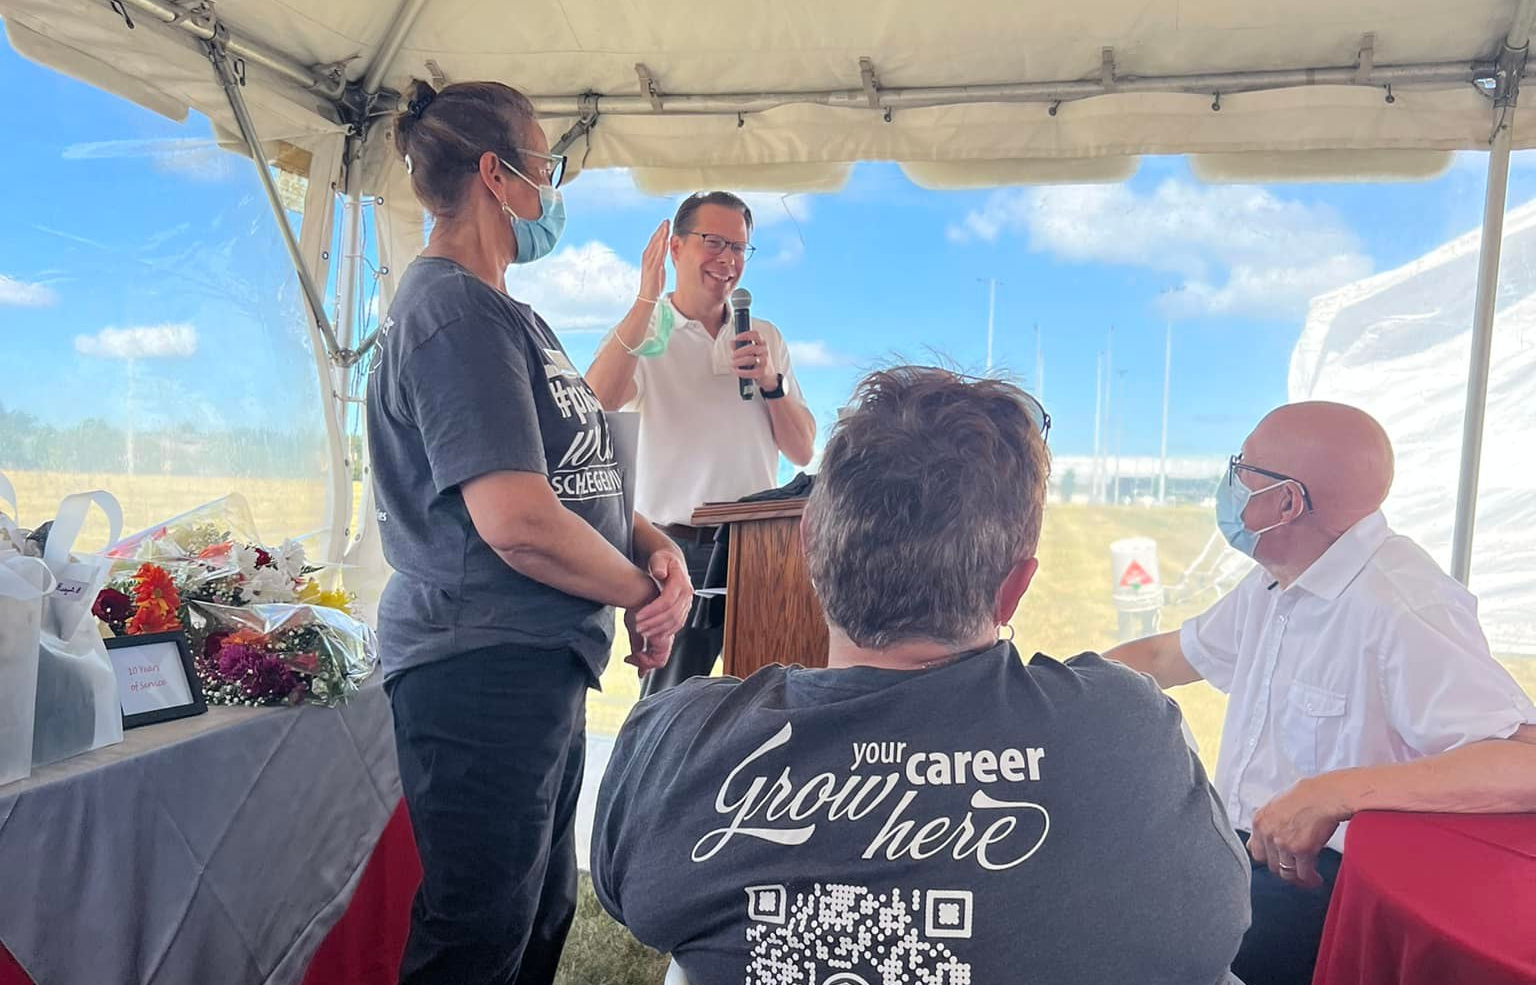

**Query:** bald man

left=1108, top=401, right=1536, bottom=985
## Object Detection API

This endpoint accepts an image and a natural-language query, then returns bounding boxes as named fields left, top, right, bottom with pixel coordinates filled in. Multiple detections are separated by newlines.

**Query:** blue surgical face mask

left=1216, top=474, right=1289, bottom=558
left=497, top=159, right=565, bottom=264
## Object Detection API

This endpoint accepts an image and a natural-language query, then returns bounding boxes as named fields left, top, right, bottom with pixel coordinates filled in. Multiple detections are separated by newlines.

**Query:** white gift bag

left=33, top=491, right=126, bottom=768
left=0, top=474, right=55, bottom=786
left=0, top=471, right=25, bottom=557
left=0, top=555, right=54, bottom=785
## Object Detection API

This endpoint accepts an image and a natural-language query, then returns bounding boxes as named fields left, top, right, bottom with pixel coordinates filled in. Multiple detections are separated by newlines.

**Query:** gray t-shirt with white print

left=366, top=256, right=629, bottom=681
left=593, top=644, right=1250, bottom=984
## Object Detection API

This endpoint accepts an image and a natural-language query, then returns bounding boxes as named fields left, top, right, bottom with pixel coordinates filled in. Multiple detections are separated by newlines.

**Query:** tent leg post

left=1450, top=43, right=1525, bottom=585
left=334, top=164, right=364, bottom=353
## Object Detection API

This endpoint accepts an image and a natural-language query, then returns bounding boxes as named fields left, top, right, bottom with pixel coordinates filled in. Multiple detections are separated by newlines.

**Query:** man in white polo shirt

left=587, top=191, right=817, bottom=682
left=1108, top=400, right=1536, bottom=985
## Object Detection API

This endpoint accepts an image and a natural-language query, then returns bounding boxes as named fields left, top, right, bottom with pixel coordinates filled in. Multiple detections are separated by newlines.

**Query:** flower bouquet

left=95, top=495, right=376, bottom=706
left=184, top=601, right=377, bottom=708
left=104, top=495, right=343, bottom=608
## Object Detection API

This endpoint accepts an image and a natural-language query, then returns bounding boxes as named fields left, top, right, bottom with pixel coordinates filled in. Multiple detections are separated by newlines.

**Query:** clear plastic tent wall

left=1291, top=201, right=1536, bottom=656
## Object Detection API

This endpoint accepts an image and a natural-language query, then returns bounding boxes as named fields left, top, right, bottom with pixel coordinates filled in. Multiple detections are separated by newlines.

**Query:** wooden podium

left=690, top=498, right=829, bottom=677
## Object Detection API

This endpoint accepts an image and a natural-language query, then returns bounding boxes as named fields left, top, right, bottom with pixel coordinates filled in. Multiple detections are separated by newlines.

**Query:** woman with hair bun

left=366, top=80, right=692, bottom=984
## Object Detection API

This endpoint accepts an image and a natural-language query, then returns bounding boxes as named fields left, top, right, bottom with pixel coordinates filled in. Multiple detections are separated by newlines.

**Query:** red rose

left=93, top=588, right=134, bottom=629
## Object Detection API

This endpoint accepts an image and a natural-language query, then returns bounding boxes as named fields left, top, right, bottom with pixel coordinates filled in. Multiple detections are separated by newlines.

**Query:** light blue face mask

left=497, top=157, right=566, bottom=264
left=628, top=302, right=675, bottom=357
left=1216, top=473, right=1289, bottom=558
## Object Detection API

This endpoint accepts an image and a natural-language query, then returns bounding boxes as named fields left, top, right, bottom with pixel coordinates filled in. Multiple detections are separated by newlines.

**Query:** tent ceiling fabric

left=2, top=1, right=344, bottom=141
left=1, top=0, right=1528, bottom=190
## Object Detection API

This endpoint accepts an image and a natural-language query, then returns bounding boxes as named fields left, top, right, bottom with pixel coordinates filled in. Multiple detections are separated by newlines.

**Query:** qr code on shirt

left=744, top=883, right=976, bottom=985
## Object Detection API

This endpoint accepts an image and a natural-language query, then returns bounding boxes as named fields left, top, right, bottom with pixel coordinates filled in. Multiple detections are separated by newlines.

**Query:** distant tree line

left=0, top=402, right=353, bottom=479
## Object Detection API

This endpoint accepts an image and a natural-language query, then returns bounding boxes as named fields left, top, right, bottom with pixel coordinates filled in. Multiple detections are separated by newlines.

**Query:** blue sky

left=3, top=35, right=1532, bottom=462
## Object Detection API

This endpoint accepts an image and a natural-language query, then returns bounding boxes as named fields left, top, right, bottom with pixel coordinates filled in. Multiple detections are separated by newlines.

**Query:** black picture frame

left=103, top=631, right=207, bottom=729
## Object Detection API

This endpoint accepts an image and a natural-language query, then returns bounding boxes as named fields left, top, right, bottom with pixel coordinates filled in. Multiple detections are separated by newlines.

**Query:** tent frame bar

left=118, top=0, right=346, bottom=99
left=102, top=2, right=1509, bottom=121
left=204, top=25, right=345, bottom=364
left=361, top=0, right=430, bottom=97
left=528, top=60, right=1497, bottom=117
left=1450, top=20, right=1531, bottom=585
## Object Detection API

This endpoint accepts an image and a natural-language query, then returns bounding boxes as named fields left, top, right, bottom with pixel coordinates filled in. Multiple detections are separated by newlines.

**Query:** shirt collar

left=664, top=292, right=729, bottom=334
left=1290, top=510, right=1390, bottom=601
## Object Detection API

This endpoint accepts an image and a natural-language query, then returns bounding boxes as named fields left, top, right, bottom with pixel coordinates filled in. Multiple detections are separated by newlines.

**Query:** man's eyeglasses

left=680, top=231, right=757, bottom=262
left=1228, top=454, right=1313, bottom=511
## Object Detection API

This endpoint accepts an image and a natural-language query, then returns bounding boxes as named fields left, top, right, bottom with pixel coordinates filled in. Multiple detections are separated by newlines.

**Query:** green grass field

left=9, top=469, right=1534, bottom=984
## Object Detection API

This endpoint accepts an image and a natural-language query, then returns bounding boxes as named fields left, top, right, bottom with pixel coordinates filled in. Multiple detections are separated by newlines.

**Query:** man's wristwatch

left=759, top=374, right=786, bottom=399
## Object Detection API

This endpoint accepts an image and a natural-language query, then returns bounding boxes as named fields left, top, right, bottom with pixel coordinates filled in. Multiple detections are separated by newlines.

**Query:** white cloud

left=0, top=275, right=57, bottom=307
left=948, top=179, right=1373, bottom=319
left=788, top=340, right=856, bottom=368
left=763, top=236, right=805, bottom=268
left=63, top=138, right=233, bottom=181
left=503, top=241, right=641, bottom=333
left=563, top=168, right=661, bottom=211
left=563, top=169, right=813, bottom=227
left=1451, top=149, right=1536, bottom=174
left=74, top=323, right=199, bottom=360
left=737, top=192, right=812, bottom=227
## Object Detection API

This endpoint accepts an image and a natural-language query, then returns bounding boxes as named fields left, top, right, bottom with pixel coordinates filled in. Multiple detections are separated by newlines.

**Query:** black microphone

left=731, top=287, right=754, bottom=400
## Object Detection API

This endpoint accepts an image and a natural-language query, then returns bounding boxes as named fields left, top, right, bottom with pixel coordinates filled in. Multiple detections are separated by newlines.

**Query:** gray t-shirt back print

left=594, top=645, right=1251, bottom=984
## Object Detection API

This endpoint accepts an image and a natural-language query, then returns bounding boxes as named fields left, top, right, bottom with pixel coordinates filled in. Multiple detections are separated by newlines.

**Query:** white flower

left=244, top=566, right=296, bottom=603
left=275, top=539, right=307, bottom=581
left=234, top=544, right=262, bottom=580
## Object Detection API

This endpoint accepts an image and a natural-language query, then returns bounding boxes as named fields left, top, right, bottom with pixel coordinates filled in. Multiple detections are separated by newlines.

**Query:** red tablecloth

left=0, top=800, right=421, bottom=985
left=1315, top=812, right=1536, bottom=985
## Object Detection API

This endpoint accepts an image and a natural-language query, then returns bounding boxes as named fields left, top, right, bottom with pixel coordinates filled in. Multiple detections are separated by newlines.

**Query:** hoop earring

left=998, top=624, right=1016, bottom=642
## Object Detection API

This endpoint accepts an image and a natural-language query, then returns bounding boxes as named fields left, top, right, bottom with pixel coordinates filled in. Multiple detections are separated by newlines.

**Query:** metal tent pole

left=205, top=31, right=343, bottom=361
left=119, top=0, right=343, bottom=99
left=362, top=0, right=432, bottom=96
left=1450, top=8, right=1533, bottom=584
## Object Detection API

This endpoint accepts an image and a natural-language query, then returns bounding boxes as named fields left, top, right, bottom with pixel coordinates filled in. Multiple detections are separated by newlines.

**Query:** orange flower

left=132, top=564, right=177, bottom=604
left=127, top=564, right=183, bottom=634
left=126, top=603, right=181, bottom=635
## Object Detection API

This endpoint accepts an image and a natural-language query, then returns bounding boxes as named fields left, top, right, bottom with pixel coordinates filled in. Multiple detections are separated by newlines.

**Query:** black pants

left=1233, top=831, right=1344, bottom=985
left=386, top=643, right=588, bottom=985
left=639, top=534, right=725, bottom=699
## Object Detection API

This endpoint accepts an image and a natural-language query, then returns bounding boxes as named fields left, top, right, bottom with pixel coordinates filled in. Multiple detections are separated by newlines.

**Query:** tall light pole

left=1159, top=319, right=1172, bottom=505
left=1092, top=352, right=1104, bottom=503
left=1103, top=326, right=1115, bottom=502
left=979, top=278, right=1000, bottom=372
left=1034, top=322, right=1045, bottom=405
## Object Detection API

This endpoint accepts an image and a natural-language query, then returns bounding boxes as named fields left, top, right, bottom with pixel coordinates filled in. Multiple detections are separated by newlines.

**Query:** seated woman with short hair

left=592, top=366, right=1251, bottom=984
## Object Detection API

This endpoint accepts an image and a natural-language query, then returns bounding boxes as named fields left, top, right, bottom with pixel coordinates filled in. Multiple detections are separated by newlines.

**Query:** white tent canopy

left=4, top=0, right=1534, bottom=190
left=2, top=0, right=1531, bottom=590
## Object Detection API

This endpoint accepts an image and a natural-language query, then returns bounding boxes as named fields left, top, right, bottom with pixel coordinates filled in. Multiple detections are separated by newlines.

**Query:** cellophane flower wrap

left=94, top=495, right=375, bottom=706
left=184, top=601, right=377, bottom=708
